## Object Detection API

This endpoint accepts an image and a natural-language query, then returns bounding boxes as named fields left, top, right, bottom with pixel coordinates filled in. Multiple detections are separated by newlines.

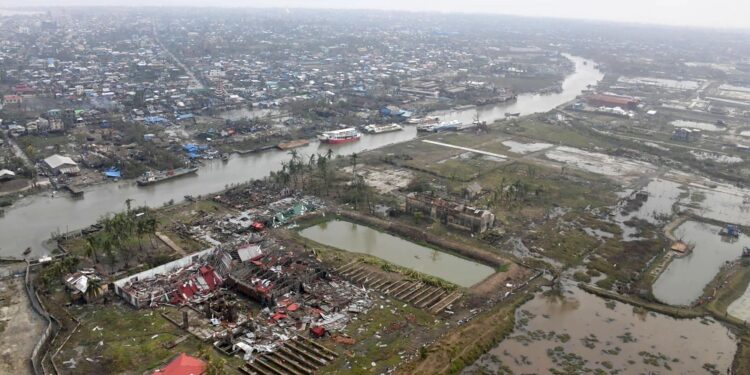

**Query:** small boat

left=23, top=247, right=31, bottom=256
left=720, top=224, right=740, bottom=238
left=221, top=153, right=230, bottom=162
left=317, top=128, right=361, bottom=144
left=505, top=112, right=521, bottom=117
left=743, top=246, right=750, bottom=258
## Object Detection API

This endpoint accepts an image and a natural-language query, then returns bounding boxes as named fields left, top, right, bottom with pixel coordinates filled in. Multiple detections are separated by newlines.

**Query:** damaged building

left=405, top=192, right=495, bottom=233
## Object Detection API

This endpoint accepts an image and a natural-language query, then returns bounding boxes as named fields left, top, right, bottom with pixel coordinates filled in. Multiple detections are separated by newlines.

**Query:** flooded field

left=463, top=284, right=737, bottom=374
left=681, top=183, right=750, bottom=226
left=619, top=76, right=702, bottom=90
left=544, top=146, right=655, bottom=182
left=670, top=120, right=724, bottom=132
left=501, top=140, right=554, bottom=154
left=614, top=179, right=684, bottom=239
left=690, top=151, right=743, bottom=164
left=298, top=220, right=495, bottom=287
left=653, top=221, right=746, bottom=306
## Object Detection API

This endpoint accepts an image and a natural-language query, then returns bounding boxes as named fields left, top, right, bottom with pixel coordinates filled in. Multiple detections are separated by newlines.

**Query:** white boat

left=317, top=128, right=362, bottom=144
left=419, top=120, right=463, bottom=133
left=363, top=123, right=403, bottom=134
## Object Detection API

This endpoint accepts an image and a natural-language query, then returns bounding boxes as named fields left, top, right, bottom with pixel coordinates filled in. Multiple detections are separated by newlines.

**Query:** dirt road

left=0, top=272, right=45, bottom=375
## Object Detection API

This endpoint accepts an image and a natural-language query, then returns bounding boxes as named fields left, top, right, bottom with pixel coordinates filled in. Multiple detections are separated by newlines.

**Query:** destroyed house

left=113, top=248, right=224, bottom=308
left=227, top=251, right=329, bottom=307
left=405, top=193, right=495, bottom=234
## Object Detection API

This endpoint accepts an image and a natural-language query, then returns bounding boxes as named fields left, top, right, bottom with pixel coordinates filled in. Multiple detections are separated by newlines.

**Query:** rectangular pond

left=653, top=220, right=746, bottom=305
left=298, top=220, right=495, bottom=287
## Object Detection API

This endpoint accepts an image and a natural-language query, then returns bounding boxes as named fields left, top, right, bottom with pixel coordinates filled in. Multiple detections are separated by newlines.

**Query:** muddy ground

left=0, top=272, right=45, bottom=375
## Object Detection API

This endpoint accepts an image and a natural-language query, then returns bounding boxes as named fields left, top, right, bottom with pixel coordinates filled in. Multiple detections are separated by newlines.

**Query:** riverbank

left=0, top=55, right=602, bottom=259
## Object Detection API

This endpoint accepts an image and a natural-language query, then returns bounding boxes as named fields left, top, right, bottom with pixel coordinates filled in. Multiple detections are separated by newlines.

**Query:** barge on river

left=137, top=167, right=198, bottom=186
left=363, top=123, right=403, bottom=134
left=277, top=139, right=310, bottom=150
left=317, top=128, right=361, bottom=144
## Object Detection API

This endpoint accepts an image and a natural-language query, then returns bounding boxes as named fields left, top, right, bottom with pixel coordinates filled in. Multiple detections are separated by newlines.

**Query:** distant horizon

left=1, top=0, right=749, bottom=31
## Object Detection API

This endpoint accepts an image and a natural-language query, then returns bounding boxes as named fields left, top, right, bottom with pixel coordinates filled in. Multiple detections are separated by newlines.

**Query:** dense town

left=1, top=6, right=750, bottom=375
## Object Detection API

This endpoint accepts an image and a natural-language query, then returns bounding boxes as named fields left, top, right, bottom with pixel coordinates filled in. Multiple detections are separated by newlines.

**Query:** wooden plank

left=254, top=358, right=286, bottom=375
left=296, top=336, right=338, bottom=358
left=284, top=342, right=328, bottom=366
left=270, top=351, right=314, bottom=374
left=265, top=354, right=304, bottom=375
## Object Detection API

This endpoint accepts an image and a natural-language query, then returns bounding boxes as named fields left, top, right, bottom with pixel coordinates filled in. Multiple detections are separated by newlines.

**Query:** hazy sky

left=4, top=0, right=749, bottom=30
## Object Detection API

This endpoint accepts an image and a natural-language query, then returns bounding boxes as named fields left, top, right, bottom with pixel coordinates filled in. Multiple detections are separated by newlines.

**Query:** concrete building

left=587, top=93, right=640, bottom=109
left=405, top=193, right=495, bottom=234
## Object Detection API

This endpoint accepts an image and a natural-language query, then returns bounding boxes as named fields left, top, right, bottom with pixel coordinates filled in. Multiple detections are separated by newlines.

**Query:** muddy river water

left=298, top=220, right=494, bottom=287
left=0, top=55, right=602, bottom=258
left=463, top=284, right=737, bottom=374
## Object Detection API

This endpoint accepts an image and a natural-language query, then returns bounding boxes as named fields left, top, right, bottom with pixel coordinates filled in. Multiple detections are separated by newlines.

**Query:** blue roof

left=183, top=143, right=199, bottom=153
left=104, top=167, right=121, bottom=178
left=145, top=116, right=166, bottom=125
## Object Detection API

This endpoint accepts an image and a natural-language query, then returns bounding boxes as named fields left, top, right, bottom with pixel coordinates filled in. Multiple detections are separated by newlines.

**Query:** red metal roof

left=152, top=353, right=205, bottom=375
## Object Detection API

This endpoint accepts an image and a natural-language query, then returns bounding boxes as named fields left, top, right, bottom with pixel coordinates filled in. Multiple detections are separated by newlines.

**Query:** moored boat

left=363, top=123, right=403, bottom=134
left=277, top=139, right=311, bottom=150
left=317, top=128, right=361, bottom=144
left=137, top=167, right=198, bottom=186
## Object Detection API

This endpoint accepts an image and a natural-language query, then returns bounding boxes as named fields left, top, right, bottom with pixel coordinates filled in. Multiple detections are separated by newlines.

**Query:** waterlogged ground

left=462, top=285, right=736, bottom=375
left=544, top=146, right=656, bottom=184
left=613, top=179, right=684, bottom=240
left=501, top=140, right=554, bottom=155
left=681, top=183, right=750, bottom=226
left=670, top=120, right=724, bottom=132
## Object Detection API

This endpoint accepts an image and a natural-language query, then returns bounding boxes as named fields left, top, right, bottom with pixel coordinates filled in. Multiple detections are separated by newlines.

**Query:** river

left=0, top=55, right=602, bottom=258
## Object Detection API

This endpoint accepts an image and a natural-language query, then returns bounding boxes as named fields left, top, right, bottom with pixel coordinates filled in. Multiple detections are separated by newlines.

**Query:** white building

left=43, top=154, right=80, bottom=175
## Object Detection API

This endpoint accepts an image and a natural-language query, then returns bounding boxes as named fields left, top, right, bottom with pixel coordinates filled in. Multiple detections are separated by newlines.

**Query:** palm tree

left=85, top=235, right=100, bottom=264
left=326, top=148, right=334, bottom=160
left=316, top=155, right=329, bottom=196
left=308, top=154, right=316, bottom=170
left=124, top=198, right=134, bottom=212
left=287, top=149, right=300, bottom=164
left=350, top=152, right=358, bottom=178
left=136, top=219, right=148, bottom=252
left=84, top=277, right=103, bottom=302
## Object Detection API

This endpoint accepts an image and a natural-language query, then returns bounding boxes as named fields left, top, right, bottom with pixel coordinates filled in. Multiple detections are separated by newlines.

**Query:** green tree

left=84, top=277, right=103, bottom=302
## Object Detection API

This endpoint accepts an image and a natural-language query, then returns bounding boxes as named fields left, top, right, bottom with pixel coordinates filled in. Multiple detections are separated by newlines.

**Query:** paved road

left=4, top=131, right=34, bottom=168
left=151, top=23, right=205, bottom=90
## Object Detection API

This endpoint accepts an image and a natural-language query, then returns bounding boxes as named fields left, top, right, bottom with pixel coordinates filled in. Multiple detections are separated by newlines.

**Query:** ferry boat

left=137, top=167, right=198, bottom=186
left=363, top=123, right=403, bottom=134
left=317, top=128, right=361, bottom=144
left=418, top=120, right=462, bottom=133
